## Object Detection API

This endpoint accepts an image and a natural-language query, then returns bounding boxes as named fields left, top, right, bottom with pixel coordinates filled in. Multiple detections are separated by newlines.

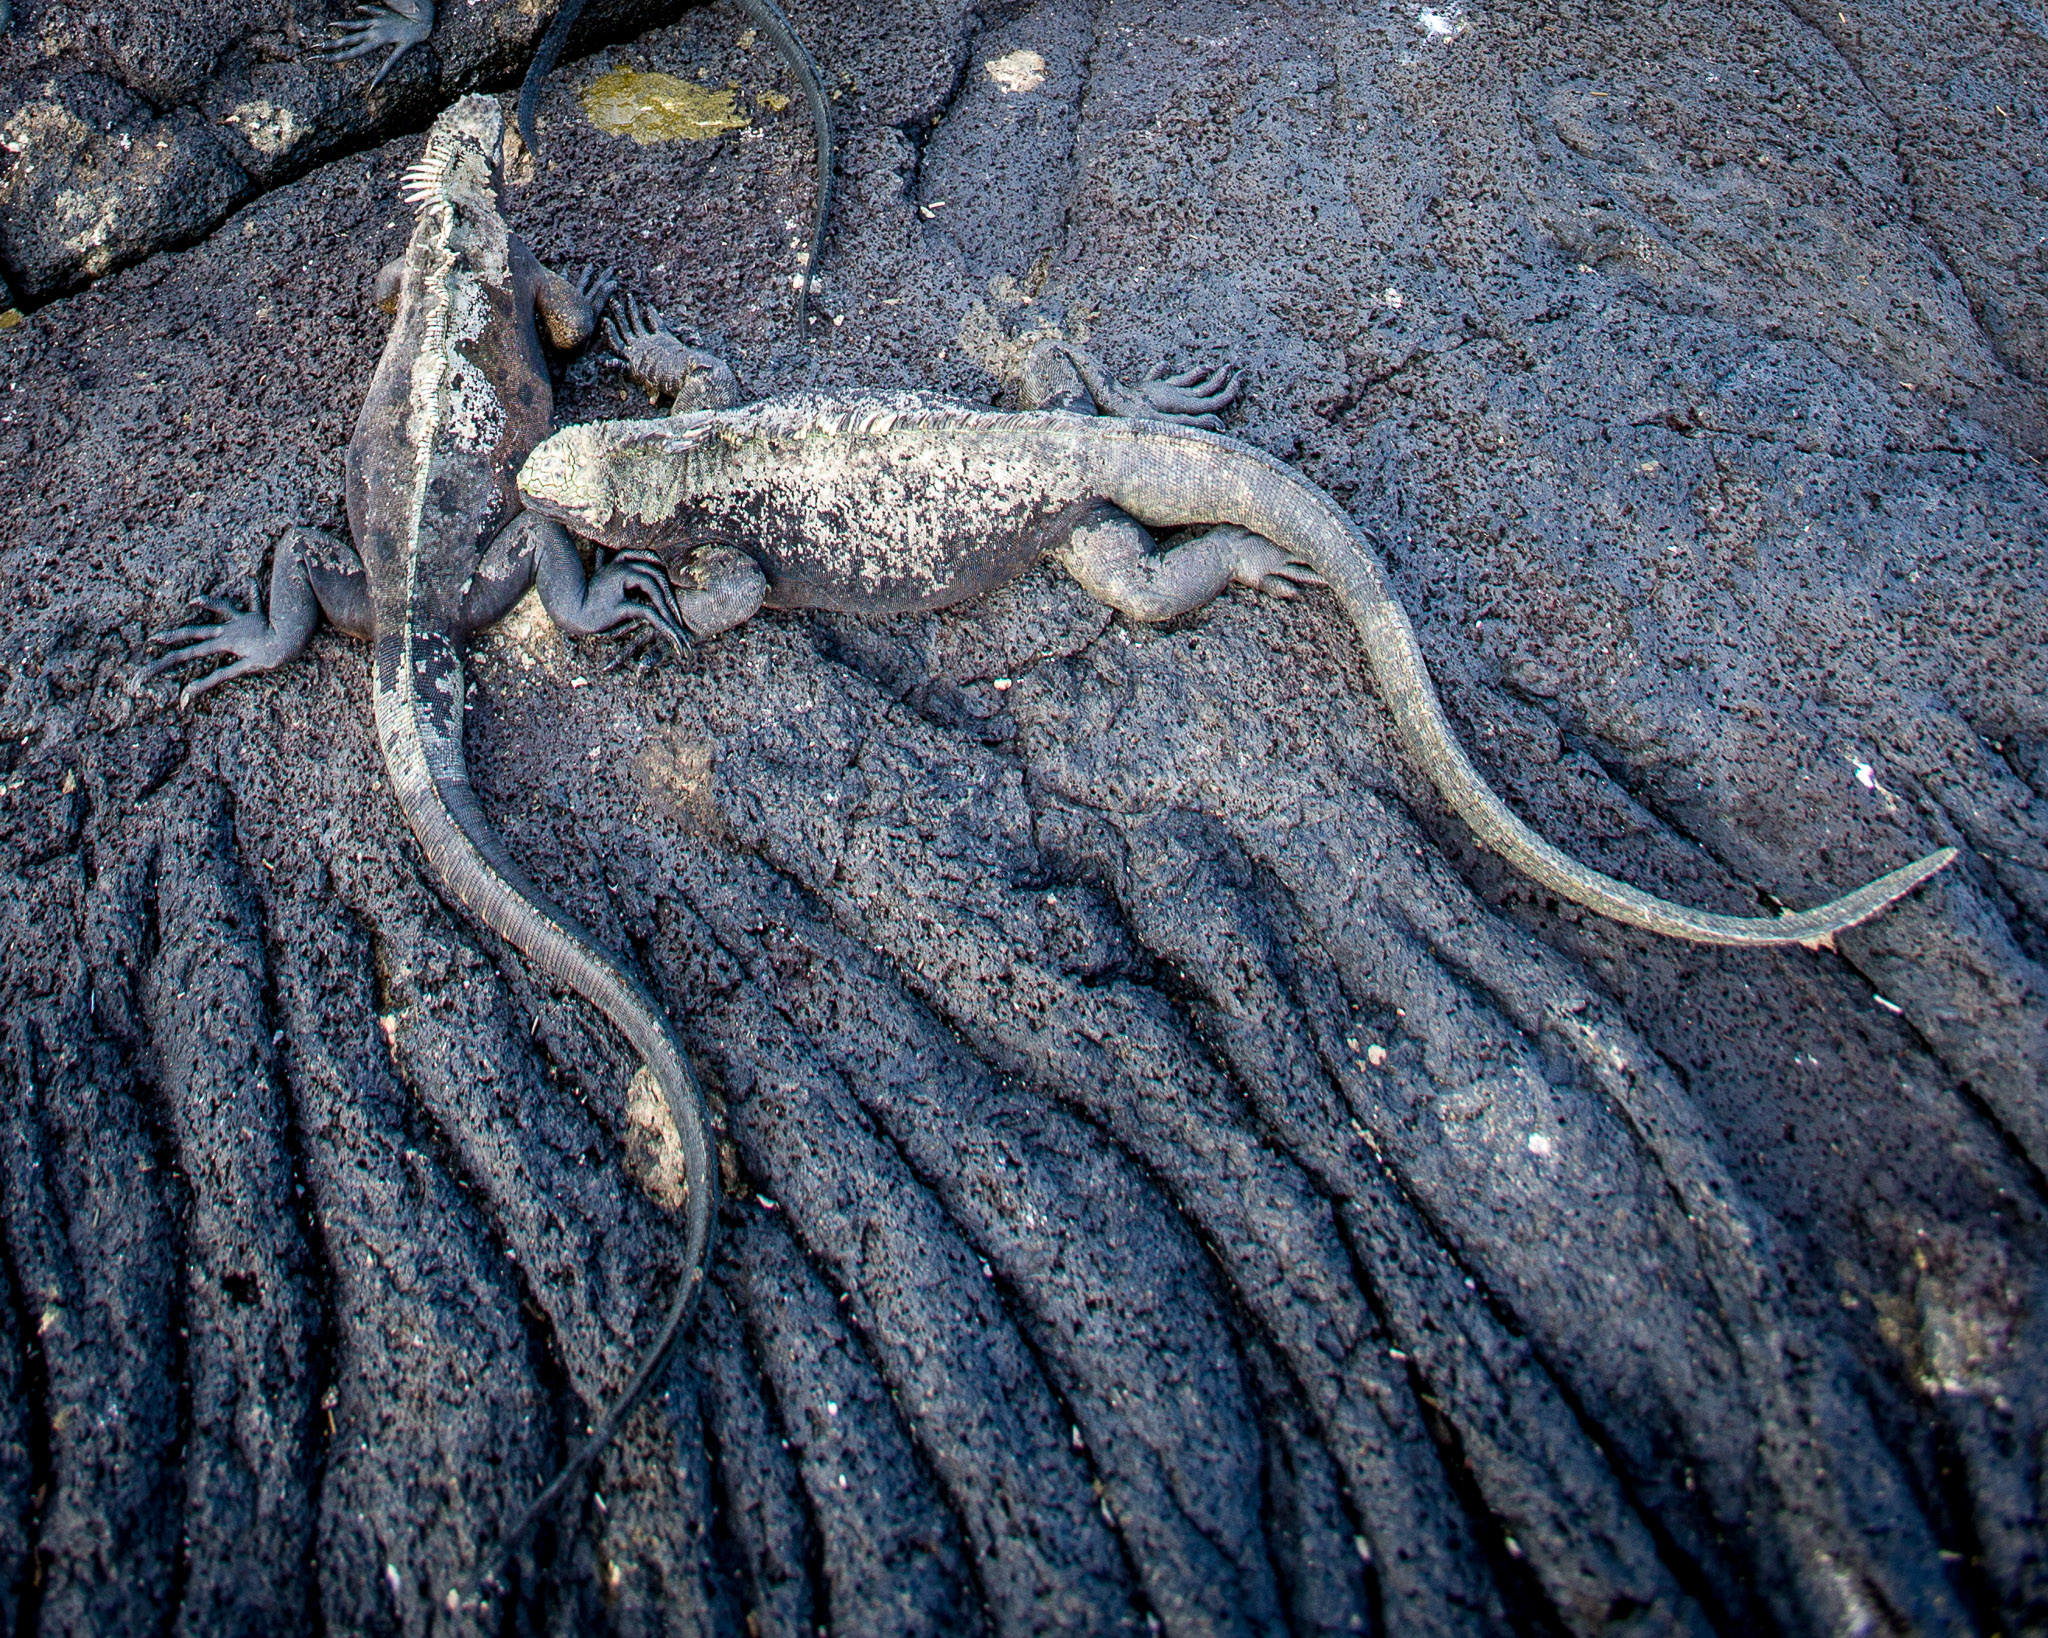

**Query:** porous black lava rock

left=0, top=0, right=693, bottom=299
left=0, top=1, right=2042, bottom=1634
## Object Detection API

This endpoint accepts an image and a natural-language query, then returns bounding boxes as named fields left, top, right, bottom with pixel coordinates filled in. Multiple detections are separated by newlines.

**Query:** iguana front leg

left=136, top=528, right=368, bottom=708
left=371, top=260, right=613, bottom=339
left=455, top=511, right=694, bottom=655
left=605, top=294, right=742, bottom=412
left=535, top=262, right=617, bottom=353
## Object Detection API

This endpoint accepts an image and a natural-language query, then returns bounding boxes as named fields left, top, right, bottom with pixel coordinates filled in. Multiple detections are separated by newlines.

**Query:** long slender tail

left=1112, top=426, right=1955, bottom=948
left=732, top=0, right=834, bottom=327
left=515, top=0, right=834, bottom=329
left=370, top=662, right=716, bottom=1596
left=515, top=0, right=586, bottom=158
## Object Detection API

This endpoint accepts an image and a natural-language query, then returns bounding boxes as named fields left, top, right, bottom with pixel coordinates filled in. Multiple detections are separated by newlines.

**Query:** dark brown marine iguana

left=136, top=95, right=713, bottom=1596
left=316, top=0, right=835, bottom=322
left=520, top=307, right=1956, bottom=948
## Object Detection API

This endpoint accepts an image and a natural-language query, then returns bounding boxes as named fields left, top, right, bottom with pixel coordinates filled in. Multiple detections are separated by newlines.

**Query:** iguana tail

left=370, top=641, right=716, bottom=1593
left=516, top=0, right=833, bottom=327
left=733, top=0, right=834, bottom=326
left=1106, top=425, right=1955, bottom=948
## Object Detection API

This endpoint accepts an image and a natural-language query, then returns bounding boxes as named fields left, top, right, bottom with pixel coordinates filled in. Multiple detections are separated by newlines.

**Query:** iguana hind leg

left=1015, top=340, right=1242, bottom=428
left=1053, top=502, right=1322, bottom=621
left=137, top=527, right=367, bottom=708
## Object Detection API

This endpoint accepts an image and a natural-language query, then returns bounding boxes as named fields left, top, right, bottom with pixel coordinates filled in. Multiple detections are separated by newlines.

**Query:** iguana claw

left=604, top=294, right=741, bottom=410
left=315, top=0, right=433, bottom=89
left=1135, top=360, right=1244, bottom=426
left=1216, top=528, right=1325, bottom=599
left=587, top=546, right=691, bottom=657
left=1050, top=342, right=1244, bottom=429
left=136, top=583, right=298, bottom=710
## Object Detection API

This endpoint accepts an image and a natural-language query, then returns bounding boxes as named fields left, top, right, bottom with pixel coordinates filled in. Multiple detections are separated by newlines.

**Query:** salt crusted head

left=401, top=94, right=505, bottom=213
left=520, top=420, right=707, bottom=553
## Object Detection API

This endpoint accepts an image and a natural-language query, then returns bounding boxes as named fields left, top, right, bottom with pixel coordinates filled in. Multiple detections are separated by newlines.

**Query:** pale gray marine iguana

left=520, top=304, right=1957, bottom=948
left=316, top=0, right=835, bottom=322
left=135, top=96, right=714, bottom=1597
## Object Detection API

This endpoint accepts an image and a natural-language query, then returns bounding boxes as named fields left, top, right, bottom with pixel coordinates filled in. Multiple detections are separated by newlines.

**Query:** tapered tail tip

left=1793, top=845, right=1957, bottom=950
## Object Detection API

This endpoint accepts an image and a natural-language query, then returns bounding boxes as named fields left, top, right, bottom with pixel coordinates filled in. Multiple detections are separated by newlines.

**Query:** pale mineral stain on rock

left=624, top=1064, right=690, bottom=1212
left=985, top=49, right=1048, bottom=95
left=581, top=67, right=752, bottom=144
left=226, top=100, right=306, bottom=159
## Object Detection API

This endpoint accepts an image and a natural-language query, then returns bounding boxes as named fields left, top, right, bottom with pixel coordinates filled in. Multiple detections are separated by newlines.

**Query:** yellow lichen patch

left=0, top=311, right=22, bottom=330
left=757, top=89, right=790, bottom=112
left=582, top=67, right=751, bottom=144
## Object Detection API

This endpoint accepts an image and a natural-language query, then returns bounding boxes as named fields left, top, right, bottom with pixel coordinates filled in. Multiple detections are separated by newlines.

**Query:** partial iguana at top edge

left=316, top=0, right=835, bottom=323
left=136, top=96, right=715, bottom=1599
left=520, top=309, right=1955, bottom=949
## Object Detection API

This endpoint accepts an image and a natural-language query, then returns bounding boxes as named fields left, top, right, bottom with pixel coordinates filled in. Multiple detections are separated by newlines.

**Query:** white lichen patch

left=443, top=360, right=506, bottom=452
left=228, top=100, right=306, bottom=158
left=55, top=187, right=121, bottom=274
left=439, top=274, right=506, bottom=451
left=985, top=49, right=1048, bottom=94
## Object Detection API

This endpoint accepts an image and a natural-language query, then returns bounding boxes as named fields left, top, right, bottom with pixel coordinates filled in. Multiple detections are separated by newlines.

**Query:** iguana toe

left=1133, top=358, right=1242, bottom=423
left=1138, top=360, right=1242, bottom=418
left=315, top=3, right=430, bottom=86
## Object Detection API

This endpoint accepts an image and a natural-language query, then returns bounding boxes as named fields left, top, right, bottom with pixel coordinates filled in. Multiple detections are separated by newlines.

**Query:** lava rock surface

left=0, top=1, right=2042, bottom=1634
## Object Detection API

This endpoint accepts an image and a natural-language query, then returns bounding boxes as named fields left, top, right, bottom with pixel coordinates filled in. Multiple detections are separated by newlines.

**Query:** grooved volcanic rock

left=0, top=0, right=2041, bottom=1634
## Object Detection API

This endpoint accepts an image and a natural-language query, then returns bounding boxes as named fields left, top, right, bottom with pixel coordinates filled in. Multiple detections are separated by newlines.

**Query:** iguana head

left=520, top=420, right=706, bottom=552
left=401, top=94, right=506, bottom=215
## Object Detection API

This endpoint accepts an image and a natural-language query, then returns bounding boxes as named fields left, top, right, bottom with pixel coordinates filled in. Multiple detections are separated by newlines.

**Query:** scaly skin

left=137, top=96, right=714, bottom=1602
left=520, top=336, right=1955, bottom=949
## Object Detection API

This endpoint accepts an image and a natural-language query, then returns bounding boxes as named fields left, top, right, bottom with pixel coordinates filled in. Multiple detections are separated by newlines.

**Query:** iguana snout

left=520, top=421, right=696, bottom=550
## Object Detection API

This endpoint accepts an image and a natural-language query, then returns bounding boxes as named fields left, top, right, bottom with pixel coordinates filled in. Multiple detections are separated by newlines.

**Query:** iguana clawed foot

left=604, top=294, right=741, bottom=411
left=1128, top=360, right=1244, bottom=428
left=136, top=578, right=313, bottom=710
left=576, top=264, right=621, bottom=319
left=1213, top=526, right=1326, bottom=600
left=577, top=546, right=694, bottom=656
left=314, top=0, right=433, bottom=89
left=1045, top=342, right=1243, bottom=429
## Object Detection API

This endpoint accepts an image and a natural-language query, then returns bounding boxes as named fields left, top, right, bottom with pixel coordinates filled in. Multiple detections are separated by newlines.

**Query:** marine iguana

left=316, top=0, right=835, bottom=321
left=137, top=95, right=717, bottom=1594
left=520, top=310, right=1956, bottom=948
